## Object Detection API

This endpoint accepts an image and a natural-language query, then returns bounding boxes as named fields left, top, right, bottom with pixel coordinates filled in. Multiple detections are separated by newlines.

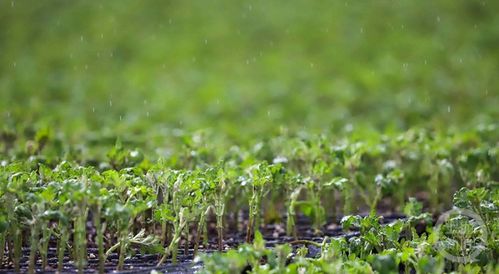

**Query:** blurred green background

left=1, top=0, right=498, bottom=145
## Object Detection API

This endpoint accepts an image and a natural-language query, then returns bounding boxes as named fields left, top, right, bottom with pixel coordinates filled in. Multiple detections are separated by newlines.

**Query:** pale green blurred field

left=1, top=0, right=498, bottom=144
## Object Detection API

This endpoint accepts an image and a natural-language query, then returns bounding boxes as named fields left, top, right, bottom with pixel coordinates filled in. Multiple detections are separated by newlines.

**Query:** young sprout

left=158, top=170, right=200, bottom=265
left=103, top=169, right=156, bottom=271
left=285, top=174, right=305, bottom=239
left=245, top=162, right=275, bottom=243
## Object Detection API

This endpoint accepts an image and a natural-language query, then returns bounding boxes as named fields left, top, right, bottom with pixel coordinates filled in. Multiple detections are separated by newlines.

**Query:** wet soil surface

left=0, top=213, right=406, bottom=273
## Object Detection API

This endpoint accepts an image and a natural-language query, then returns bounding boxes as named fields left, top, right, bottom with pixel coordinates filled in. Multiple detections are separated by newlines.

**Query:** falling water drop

left=92, top=107, right=95, bottom=113
left=119, top=115, right=122, bottom=121
left=146, top=112, right=150, bottom=117
left=80, top=35, right=84, bottom=42
left=447, top=106, right=451, bottom=113
left=109, top=100, right=113, bottom=107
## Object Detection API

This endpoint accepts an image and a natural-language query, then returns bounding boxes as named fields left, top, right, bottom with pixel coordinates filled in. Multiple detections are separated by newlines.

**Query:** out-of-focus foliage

left=1, top=0, right=498, bottom=149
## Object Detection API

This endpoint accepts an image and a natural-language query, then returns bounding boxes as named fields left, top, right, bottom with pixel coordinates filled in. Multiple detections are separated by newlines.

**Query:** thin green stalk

left=0, top=232, right=5, bottom=267
left=57, top=224, right=69, bottom=273
left=161, top=221, right=167, bottom=246
left=28, top=222, right=40, bottom=274
left=117, top=228, right=128, bottom=271
left=193, top=222, right=201, bottom=257
left=183, top=225, right=189, bottom=256
left=75, top=210, right=88, bottom=273
left=215, top=201, right=225, bottom=251
left=158, top=208, right=187, bottom=266
left=94, top=205, right=105, bottom=274
left=40, top=223, right=51, bottom=270
left=13, top=226, right=22, bottom=272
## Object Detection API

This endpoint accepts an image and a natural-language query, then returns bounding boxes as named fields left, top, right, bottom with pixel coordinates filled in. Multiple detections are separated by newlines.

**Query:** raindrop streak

left=146, top=112, right=150, bottom=117
left=447, top=106, right=451, bottom=113
left=109, top=100, right=113, bottom=107
left=92, top=107, right=95, bottom=113
left=11, top=1, right=14, bottom=7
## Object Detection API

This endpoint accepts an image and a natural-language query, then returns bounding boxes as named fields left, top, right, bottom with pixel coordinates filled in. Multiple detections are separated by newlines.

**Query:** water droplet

left=146, top=112, right=150, bottom=117
left=267, top=111, right=271, bottom=117
left=424, top=59, right=427, bottom=65
left=84, top=64, right=88, bottom=70
left=12, top=62, right=16, bottom=68
left=92, top=107, right=95, bottom=113
left=168, top=18, right=172, bottom=24
left=459, top=58, right=463, bottom=63
left=447, top=106, right=451, bottom=113
left=100, top=33, right=104, bottom=39
left=11, top=1, right=14, bottom=7
left=80, top=35, right=84, bottom=42
left=310, top=62, right=314, bottom=68
left=248, top=4, right=252, bottom=11
left=402, top=63, right=408, bottom=70
left=485, top=89, right=488, bottom=96
left=119, top=115, right=122, bottom=121
left=360, top=27, right=364, bottom=33
left=192, top=57, right=197, bottom=62
left=437, top=16, right=441, bottom=22
left=204, top=39, right=208, bottom=45
left=246, top=59, right=250, bottom=65
left=109, top=100, right=113, bottom=107
left=143, top=99, right=148, bottom=105
left=7, top=111, right=11, bottom=117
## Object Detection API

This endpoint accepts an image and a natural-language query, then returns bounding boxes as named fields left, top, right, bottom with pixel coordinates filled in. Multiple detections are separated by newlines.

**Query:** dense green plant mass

left=200, top=187, right=498, bottom=274
left=0, top=0, right=498, bottom=273
left=0, top=126, right=498, bottom=273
